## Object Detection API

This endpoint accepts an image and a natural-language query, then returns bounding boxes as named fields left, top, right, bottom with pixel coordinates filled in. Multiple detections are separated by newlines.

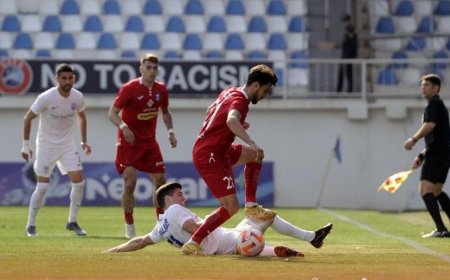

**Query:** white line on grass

left=321, top=208, right=450, bottom=264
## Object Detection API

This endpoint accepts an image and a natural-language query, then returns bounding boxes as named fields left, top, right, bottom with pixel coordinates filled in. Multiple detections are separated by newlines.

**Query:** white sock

left=68, top=181, right=84, bottom=223
left=245, top=202, right=257, bottom=207
left=27, top=182, right=50, bottom=227
left=258, top=245, right=276, bottom=257
left=270, top=216, right=315, bottom=242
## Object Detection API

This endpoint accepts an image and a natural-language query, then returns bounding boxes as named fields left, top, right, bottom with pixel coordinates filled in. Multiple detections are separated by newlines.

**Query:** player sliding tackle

left=105, top=182, right=333, bottom=257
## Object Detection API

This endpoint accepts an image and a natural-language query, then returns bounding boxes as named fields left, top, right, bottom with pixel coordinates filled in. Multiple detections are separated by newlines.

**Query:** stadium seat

left=286, top=0, right=306, bottom=16
left=143, top=0, right=163, bottom=14
left=267, top=16, right=288, bottom=33
left=35, top=49, right=52, bottom=58
left=1, top=15, right=21, bottom=32
left=103, top=16, right=124, bottom=32
left=185, top=16, right=206, bottom=33
left=433, top=50, right=448, bottom=69
left=80, top=0, right=101, bottom=15
left=435, top=0, right=450, bottom=15
left=225, top=50, right=244, bottom=60
left=0, top=49, right=9, bottom=57
left=268, top=50, right=286, bottom=62
left=288, top=34, right=308, bottom=50
left=103, top=0, right=121, bottom=15
left=34, top=33, right=54, bottom=49
left=267, top=0, right=286, bottom=15
left=416, top=16, right=437, bottom=33
left=393, top=0, right=414, bottom=16
left=144, top=17, right=165, bottom=33
left=140, top=33, right=161, bottom=49
left=397, top=68, right=421, bottom=85
left=54, top=50, right=74, bottom=59
left=225, top=33, right=245, bottom=50
left=13, top=33, right=33, bottom=49
left=62, top=16, right=83, bottom=32
left=290, top=50, right=308, bottom=68
left=11, top=49, right=33, bottom=59
left=287, top=68, right=308, bottom=87
left=375, top=16, right=395, bottom=34
left=56, top=33, right=75, bottom=49
left=185, top=0, right=204, bottom=15
left=183, top=34, right=202, bottom=50
left=97, top=50, right=116, bottom=60
left=122, top=0, right=142, bottom=15
left=76, top=32, right=96, bottom=49
left=289, top=16, right=306, bottom=33
left=163, top=0, right=183, bottom=15
left=390, top=50, right=408, bottom=68
left=125, top=16, right=145, bottom=32
left=120, top=33, right=140, bottom=50
left=267, top=33, right=287, bottom=50
left=414, top=0, right=433, bottom=16
left=39, top=0, right=59, bottom=14
left=393, top=16, right=417, bottom=34
left=121, top=50, right=136, bottom=59
left=160, top=33, right=182, bottom=50
left=226, top=0, right=245, bottom=15
left=248, top=16, right=267, bottom=33
left=369, top=0, right=389, bottom=16
left=60, top=0, right=80, bottom=15
left=405, top=37, right=426, bottom=51
left=247, top=50, right=266, bottom=59
left=245, top=0, right=266, bottom=16
left=164, top=50, right=182, bottom=59
left=437, top=17, right=450, bottom=33
left=226, top=16, right=247, bottom=33
left=17, top=0, right=39, bottom=14
left=246, top=34, right=266, bottom=50
left=21, top=15, right=41, bottom=33
left=97, top=33, right=117, bottom=49
left=183, top=50, right=202, bottom=60
left=166, top=16, right=186, bottom=32
left=377, top=67, right=398, bottom=85
left=0, top=32, right=12, bottom=49
left=42, top=15, right=62, bottom=32
left=203, top=33, right=223, bottom=50
left=372, top=38, right=403, bottom=51
left=204, top=0, right=225, bottom=15
left=205, top=50, right=224, bottom=59
left=207, top=16, right=227, bottom=32
left=0, top=1, right=18, bottom=14
left=83, top=15, right=103, bottom=32
left=425, top=37, right=446, bottom=52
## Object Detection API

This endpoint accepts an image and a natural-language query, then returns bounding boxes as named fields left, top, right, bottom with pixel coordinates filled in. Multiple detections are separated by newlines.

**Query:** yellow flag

left=377, top=170, right=413, bottom=193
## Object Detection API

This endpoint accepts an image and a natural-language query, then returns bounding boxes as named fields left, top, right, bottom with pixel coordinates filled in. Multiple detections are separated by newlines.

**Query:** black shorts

left=421, top=148, right=450, bottom=184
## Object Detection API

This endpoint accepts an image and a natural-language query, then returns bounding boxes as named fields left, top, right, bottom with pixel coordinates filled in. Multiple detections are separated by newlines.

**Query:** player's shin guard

left=244, top=163, right=261, bottom=205
left=68, top=181, right=84, bottom=223
left=27, top=182, right=50, bottom=227
left=191, top=206, right=231, bottom=244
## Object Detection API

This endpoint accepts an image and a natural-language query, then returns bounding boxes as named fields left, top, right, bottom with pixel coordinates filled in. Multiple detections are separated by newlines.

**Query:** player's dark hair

left=56, top=63, right=74, bottom=77
left=246, top=64, right=278, bottom=87
left=141, top=53, right=159, bottom=65
left=155, top=182, right=182, bottom=209
left=421, top=73, right=441, bottom=92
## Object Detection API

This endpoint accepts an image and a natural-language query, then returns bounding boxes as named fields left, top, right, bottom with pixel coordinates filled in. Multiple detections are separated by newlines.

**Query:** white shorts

left=34, top=144, right=83, bottom=177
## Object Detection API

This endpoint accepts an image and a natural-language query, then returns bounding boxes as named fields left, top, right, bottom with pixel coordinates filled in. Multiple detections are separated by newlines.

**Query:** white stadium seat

left=62, top=16, right=83, bottom=32
left=21, top=15, right=42, bottom=33
left=80, top=0, right=101, bottom=15
left=34, top=33, right=55, bottom=49
left=204, top=0, right=225, bottom=15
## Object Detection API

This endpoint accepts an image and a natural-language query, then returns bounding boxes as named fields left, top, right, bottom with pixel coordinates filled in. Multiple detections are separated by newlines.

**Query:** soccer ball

left=236, top=228, right=265, bottom=257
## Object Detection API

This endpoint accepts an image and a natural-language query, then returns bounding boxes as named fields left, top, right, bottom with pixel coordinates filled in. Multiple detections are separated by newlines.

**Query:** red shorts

left=115, top=141, right=165, bottom=174
left=193, top=144, right=242, bottom=198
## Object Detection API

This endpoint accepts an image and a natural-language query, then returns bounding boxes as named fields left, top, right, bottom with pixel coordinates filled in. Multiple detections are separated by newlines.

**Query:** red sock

left=244, top=162, right=261, bottom=203
left=156, top=207, right=164, bottom=217
left=124, top=211, right=134, bottom=224
left=191, top=207, right=231, bottom=244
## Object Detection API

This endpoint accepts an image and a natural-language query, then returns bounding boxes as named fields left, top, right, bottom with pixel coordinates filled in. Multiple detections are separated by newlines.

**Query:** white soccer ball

left=236, top=228, right=265, bottom=257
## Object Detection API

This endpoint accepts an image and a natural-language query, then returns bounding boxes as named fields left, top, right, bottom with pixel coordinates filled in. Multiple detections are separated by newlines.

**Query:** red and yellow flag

left=377, top=170, right=413, bottom=193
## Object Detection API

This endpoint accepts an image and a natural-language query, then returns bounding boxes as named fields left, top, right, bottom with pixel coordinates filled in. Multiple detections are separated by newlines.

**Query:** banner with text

left=0, top=162, right=274, bottom=207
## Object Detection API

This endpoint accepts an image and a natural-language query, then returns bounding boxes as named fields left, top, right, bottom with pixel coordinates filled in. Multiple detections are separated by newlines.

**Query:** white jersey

left=148, top=204, right=241, bottom=255
left=31, top=87, right=85, bottom=148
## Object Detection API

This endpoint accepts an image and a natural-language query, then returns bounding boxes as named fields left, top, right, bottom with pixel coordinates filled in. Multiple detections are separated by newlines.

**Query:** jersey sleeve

left=159, top=84, right=169, bottom=108
left=113, top=84, right=130, bottom=109
left=147, top=223, right=163, bottom=244
left=77, top=94, right=86, bottom=112
left=30, top=93, right=47, bottom=114
left=228, top=96, right=248, bottom=118
left=424, top=99, right=439, bottom=123
left=166, top=204, right=198, bottom=229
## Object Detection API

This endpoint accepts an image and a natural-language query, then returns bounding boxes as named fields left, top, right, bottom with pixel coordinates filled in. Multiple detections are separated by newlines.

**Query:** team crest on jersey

left=147, top=99, right=154, bottom=107
left=155, top=92, right=160, bottom=102
left=71, top=103, right=76, bottom=110
left=0, top=59, right=33, bottom=96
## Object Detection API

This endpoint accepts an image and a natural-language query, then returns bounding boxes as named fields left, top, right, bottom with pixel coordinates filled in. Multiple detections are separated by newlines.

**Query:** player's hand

left=168, top=133, right=177, bottom=148
left=403, top=138, right=415, bottom=150
left=122, top=126, right=135, bottom=145
left=81, top=142, right=92, bottom=155
left=412, top=157, right=423, bottom=169
left=243, top=122, right=250, bottom=130
left=250, top=141, right=264, bottom=162
left=21, top=140, right=33, bottom=162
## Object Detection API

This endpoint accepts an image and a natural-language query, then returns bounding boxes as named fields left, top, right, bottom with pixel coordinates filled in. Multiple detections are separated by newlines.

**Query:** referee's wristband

left=418, top=153, right=425, bottom=161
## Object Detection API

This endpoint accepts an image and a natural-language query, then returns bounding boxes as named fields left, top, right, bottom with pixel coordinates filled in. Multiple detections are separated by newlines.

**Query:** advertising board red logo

left=0, top=59, right=33, bottom=96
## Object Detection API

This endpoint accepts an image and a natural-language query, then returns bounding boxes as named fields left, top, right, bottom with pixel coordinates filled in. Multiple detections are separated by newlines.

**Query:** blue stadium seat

left=433, top=50, right=448, bottom=69
left=166, top=16, right=185, bottom=32
left=267, top=33, right=287, bottom=50
left=103, top=0, right=121, bottom=14
left=226, top=0, right=245, bottom=15
left=446, top=38, right=450, bottom=51
left=97, top=33, right=117, bottom=49
left=143, top=0, right=163, bottom=14
left=375, top=16, right=395, bottom=33
left=288, top=16, right=306, bottom=32
left=141, top=33, right=161, bottom=49
left=267, top=0, right=286, bottom=15
left=247, top=50, right=266, bottom=59
left=185, top=0, right=204, bottom=15
left=36, top=49, right=52, bottom=57
left=60, top=0, right=80, bottom=15
left=391, top=50, right=408, bottom=68
left=1, top=15, right=21, bottom=32
left=205, top=50, right=224, bottom=59
left=248, top=16, right=267, bottom=33
left=225, top=33, right=245, bottom=50
left=83, top=15, right=103, bottom=32
left=394, top=0, right=414, bottom=16
left=56, top=33, right=75, bottom=49
left=0, top=49, right=9, bottom=57
left=121, top=50, right=136, bottom=59
left=207, top=16, right=226, bottom=32
left=290, top=50, right=308, bottom=68
left=13, top=33, right=33, bottom=49
left=183, top=34, right=202, bottom=50
left=405, top=37, right=426, bottom=50
left=435, top=0, right=450, bottom=15
left=42, top=15, right=62, bottom=32
left=125, top=16, right=144, bottom=32
left=417, top=16, right=437, bottom=33
left=164, top=50, right=182, bottom=59
left=377, top=67, right=398, bottom=85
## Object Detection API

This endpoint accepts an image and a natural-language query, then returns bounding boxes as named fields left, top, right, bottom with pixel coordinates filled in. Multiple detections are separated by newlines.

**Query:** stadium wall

left=0, top=96, right=436, bottom=211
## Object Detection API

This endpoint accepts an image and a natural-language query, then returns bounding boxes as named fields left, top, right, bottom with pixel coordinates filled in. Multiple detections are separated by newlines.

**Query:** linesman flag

left=377, top=170, right=413, bottom=193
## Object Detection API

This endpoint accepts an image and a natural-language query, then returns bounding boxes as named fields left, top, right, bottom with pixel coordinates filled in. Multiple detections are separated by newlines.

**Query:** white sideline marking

left=321, top=208, right=450, bottom=264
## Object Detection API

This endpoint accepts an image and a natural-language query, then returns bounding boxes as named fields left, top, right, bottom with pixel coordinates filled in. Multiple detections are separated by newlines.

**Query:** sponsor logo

left=137, top=95, right=144, bottom=100
left=137, top=111, right=158, bottom=120
left=0, top=59, right=33, bottom=96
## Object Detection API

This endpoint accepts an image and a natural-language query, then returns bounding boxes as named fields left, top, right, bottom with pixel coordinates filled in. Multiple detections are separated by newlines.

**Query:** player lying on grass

left=105, top=182, right=333, bottom=257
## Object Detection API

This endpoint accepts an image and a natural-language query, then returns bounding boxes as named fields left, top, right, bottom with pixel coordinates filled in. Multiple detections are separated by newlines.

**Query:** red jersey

left=193, top=87, right=249, bottom=155
left=113, top=77, right=169, bottom=147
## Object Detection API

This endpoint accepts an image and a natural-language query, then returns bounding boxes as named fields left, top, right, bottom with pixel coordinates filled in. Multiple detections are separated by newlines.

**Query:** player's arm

left=77, top=111, right=91, bottom=155
left=104, top=235, right=155, bottom=253
left=404, top=122, right=435, bottom=150
left=161, top=106, right=177, bottom=148
left=182, top=218, right=201, bottom=235
left=108, top=105, right=135, bottom=145
left=21, top=110, right=38, bottom=161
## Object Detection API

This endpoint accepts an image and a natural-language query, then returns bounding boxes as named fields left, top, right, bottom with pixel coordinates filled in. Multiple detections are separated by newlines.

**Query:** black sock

left=437, top=192, right=450, bottom=221
left=422, top=193, right=447, bottom=231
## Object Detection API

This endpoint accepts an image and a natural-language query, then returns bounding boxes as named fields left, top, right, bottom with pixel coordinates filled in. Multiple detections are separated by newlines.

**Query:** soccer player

left=108, top=53, right=177, bottom=239
left=404, top=74, right=450, bottom=238
left=105, top=182, right=333, bottom=256
left=22, top=63, right=91, bottom=237
left=182, top=64, right=281, bottom=255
